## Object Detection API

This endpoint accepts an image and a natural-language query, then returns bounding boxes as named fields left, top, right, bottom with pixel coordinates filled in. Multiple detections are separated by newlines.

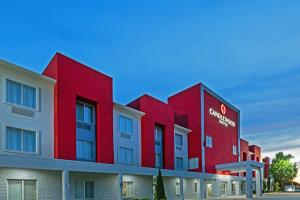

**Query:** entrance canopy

left=216, top=160, right=264, bottom=173
left=216, top=160, right=265, bottom=199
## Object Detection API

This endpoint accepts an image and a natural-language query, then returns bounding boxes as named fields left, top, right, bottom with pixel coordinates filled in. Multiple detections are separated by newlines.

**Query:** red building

left=0, top=53, right=267, bottom=199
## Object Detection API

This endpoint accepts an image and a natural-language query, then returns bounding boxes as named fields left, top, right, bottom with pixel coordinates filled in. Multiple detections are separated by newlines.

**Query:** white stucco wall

left=70, top=172, right=119, bottom=200
left=113, top=104, right=142, bottom=166
left=0, top=62, right=55, bottom=159
left=0, top=168, right=61, bottom=200
left=123, top=175, right=153, bottom=199
left=174, top=125, right=189, bottom=170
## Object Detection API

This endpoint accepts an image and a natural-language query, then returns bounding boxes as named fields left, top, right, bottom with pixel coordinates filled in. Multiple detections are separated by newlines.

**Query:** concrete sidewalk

left=208, top=192, right=300, bottom=199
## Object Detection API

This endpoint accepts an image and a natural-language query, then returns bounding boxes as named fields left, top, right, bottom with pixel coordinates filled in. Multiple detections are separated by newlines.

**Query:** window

left=76, top=102, right=93, bottom=123
left=189, top=157, right=199, bottom=169
left=175, top=181, right=180, bottom=196
left=175, top=133, right=183, bottom=147
left=6, top=79, right=36, bottom=109
left=175, top=157, right=184, bottom=169
left=206, top=135, right=213, bottom=148
left=220, top=182, right=227, bottom=196
left=232, top=145, right=237, bottom=155
left=74, top=181, right=94, bottom=199
left=76, top=101, right=95, bottom=162
left=6, top=127, right=37, bottom=153
left=76, top=140, right=93, bottom=161
left=155, top=125, right=163, bottom=168
left=119, top=147, right=134, bottom=164
left=8, top=179, right=37, bottom=200
left=155, top=153, right=162, bottom=168
left=119, top=115, right=133, bottom=135
left=194, top=182, right=198, bottom=194
left=85, top=181, right=94, bottom=198
left=122, top=181, right=134, bottom=198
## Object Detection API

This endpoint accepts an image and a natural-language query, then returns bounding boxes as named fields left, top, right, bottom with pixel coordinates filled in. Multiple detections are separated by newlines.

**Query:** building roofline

left=174, top=124, right=192, bottom=133
left=114, top=102, right=145, bottom=117
left=0, top=59, right=56, bottom=84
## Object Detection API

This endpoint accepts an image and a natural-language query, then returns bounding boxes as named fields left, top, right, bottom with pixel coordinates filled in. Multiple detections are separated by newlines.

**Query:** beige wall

left=0, top=168, right=62, bottom=200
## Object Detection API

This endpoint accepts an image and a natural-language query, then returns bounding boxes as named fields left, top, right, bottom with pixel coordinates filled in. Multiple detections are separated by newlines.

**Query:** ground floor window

left=206, top=183, right=213, bottom=198
left=75, top=181, right=95, bottom=199
left=122, top=181, right=134, bottom=198
left=194, top=181, right=198, bottom=194
left=8, top=179, right=37, bottom=200
left=241, top=181, right=246, bottom=195
left=220, top=182, right=227, bottom=197
left=231, top=181, right=237, bottom=195
left=175, top=181, right=180, bottom=196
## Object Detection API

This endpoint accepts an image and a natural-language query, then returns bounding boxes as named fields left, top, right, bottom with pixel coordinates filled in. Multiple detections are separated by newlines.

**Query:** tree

left=154, top=169, right=167, bottom=200
left=270, top=152, right=298, bottom=191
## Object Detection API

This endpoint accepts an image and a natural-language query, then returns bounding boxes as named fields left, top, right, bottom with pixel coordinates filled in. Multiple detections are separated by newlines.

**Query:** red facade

left=263, top=157, right=270, bottom=179
left=128, top=95, right=175, bottom=169
left=43, top=53, right=114, bottom=163
left=204, top=90, right=239, bottom=173
left=240, top=139, right=249, bottom=161
left=249, top=145, right=261, bottom=162
left=40, top=53, right=264, bottom=175
left=168, top=84, right=202, bottom=172
left=169, top=84, right=240, bottom=174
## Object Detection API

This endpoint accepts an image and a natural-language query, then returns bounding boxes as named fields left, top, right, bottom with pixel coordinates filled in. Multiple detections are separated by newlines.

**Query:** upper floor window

left=6, top=127, right=37, bottom=154
left=119, top=115, right=133, bottom=135
left=175, top=157, right=184, bottom=169
left=206, top=135, right=213, bottom=148
left=76, top=102, right=93, bottom=123
left=155, top=126, right=163, bottom=145
left=6, top=79, right=36, bottom=109
left=8, top=179, right=37, bottom=200
left=119, top=147, right=134, bottom=165
left=175, top=133, right=183, bottom=147
left=232, top=145, right=237, bottom=155
left=155, top=125, right=163, bottom=168
left=189, top=157, right=199, bottom=170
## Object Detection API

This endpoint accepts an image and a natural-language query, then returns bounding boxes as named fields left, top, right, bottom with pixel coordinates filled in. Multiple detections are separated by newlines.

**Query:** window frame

left=232, top=145, right=237, bottom=155
left=118, top=146, right=134, bottom=165
left=122, top=181, right=134, bottom=198
left=84, top=181, right=95, bottom=199
left=189, top=157, right=199, bottom=170
left=4, top=78, right=39, bottom=111
left=7, top=179, right=37, bottom=200
left=205, top=135, right=213, bottom=148
left=76, top=101, right=95, bottom=124
left=118, top=114, right=134, bottom=135
left=175, top=156, right=184, bottom=169
left=175, top=133, right=183, bottom=148
left=175, top=181, right=180, bottom=196
left=4, top=126, right=39, bottom=155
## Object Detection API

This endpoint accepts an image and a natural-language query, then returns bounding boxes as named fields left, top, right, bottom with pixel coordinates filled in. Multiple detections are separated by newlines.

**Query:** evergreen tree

left=155, top=169, right=167, bottom=200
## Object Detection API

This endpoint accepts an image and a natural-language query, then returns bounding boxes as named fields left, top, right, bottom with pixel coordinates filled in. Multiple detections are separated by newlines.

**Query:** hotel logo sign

left=209, top=104, right=236, bottom=127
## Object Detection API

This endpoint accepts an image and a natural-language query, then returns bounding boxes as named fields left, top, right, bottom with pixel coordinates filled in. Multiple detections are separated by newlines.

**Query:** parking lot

left=209, top=192, right=300, bottom=199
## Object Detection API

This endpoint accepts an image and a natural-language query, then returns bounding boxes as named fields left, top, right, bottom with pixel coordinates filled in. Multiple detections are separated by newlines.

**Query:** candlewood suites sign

left=209, top=104, right=236, bottom=127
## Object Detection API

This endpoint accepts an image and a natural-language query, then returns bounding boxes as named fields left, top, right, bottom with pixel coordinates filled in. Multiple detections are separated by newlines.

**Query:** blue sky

left=1, top=0, right=300, bottom=161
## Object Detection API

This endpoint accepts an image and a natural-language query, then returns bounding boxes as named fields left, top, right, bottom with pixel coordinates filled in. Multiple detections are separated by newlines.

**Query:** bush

left=274, top=182, right=280, bottom=192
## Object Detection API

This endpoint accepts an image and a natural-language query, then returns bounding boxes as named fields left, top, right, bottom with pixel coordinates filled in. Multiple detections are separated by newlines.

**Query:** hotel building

left=0, top=53, right=269, bottom=200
